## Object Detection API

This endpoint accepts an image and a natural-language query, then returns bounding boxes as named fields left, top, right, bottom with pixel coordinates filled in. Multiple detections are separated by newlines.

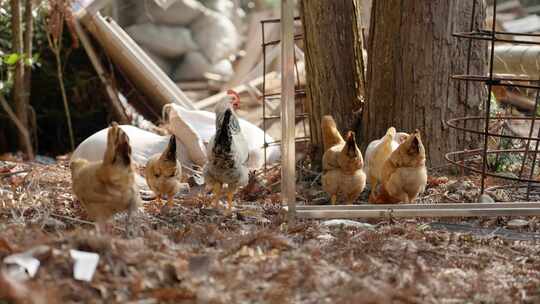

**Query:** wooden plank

left=296, top=207, right=540, bottom=219
left=281, top=0, right=296, bottom=226
left=295, top=202, right=540, bottom=210
left=77, top=11, right=196, bottom=116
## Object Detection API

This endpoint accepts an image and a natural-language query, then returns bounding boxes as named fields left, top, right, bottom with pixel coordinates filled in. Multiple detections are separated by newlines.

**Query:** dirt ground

left=1, top=158, right=540, bottom=303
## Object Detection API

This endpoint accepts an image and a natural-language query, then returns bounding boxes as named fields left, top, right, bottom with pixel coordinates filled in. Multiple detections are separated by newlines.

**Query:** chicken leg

left=368, top=175, right=377, bottom=198
left=330, top=194, right=337, bottom=205
left=211, top=183, right=223, bottom=208
left=166, top=195, right=175, bottom=208
left=226, top=189, right=235, bottom=212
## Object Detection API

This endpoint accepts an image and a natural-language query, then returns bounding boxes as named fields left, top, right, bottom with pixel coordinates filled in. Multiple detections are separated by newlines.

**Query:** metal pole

left=281, top=0, right=296, bottom=226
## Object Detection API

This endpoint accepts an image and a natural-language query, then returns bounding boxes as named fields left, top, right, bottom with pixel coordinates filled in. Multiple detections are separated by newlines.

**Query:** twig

left=0, top=94, right=33, bottom=158
left=219, top=231, right=292, bottom=260
left=0, top=169, right=30, bottom=178
left=310, top=173, right=322, bottom=188
left=50, top=213, right=95, bottom=226
left=46, top=3, right=75, bottom=151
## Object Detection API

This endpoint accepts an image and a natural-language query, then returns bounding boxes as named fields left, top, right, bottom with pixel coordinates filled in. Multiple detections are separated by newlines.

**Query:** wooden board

left=291, top=203, right=540, bottom=219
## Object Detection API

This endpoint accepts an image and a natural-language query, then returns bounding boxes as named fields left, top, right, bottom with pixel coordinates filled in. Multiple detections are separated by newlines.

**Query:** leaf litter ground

left=1, top=158, right=540, bottom=303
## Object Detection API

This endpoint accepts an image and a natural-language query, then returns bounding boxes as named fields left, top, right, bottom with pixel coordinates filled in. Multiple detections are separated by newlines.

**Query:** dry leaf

left=150, top=288, right=195, bottom=302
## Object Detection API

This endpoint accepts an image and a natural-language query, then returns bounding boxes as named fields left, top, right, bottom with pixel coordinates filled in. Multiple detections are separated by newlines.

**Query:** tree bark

left=363, top=0, right=487, bottom=167
left=300, top=0, right=365, bottom=167
left=23, top=0, right=34, bottom=150
left=11, top=0, right=33, bottom=159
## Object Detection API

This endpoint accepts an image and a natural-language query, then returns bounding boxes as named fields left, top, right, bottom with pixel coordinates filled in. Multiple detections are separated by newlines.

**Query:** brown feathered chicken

left=71, top=122, right=140, bottom=235
left=203, top=90, right=249, bottom=211
left=373, top=130, right=428, bottom=204
left=321, top=116, right=366, bottom=205
left=144, top=135, right=183, bottom=208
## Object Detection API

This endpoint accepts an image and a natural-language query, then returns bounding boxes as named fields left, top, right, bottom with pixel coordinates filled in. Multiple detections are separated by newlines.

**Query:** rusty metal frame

left=282, top=0, right=540, bottom=224
left=446, top=0, right=540, bottom=200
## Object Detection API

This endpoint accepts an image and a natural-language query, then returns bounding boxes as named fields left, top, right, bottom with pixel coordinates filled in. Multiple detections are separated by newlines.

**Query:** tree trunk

left=363, top=0, right=487, bottom=167
left=23, top=0, right=34, bottom=151
left=11, top=0, right=33, bottom=159
left=300, top=0, right=365, bottom=167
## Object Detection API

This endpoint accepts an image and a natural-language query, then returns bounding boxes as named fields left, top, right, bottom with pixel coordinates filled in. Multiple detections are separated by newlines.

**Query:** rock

left=190, top=10, right=239, bottom=63
left=321, top=219, right=375, bottom=230
left=134, top=0, right=207, bottom=26
left=478, top=194, right=495, bottom=203
left=507, top=219, right=529, bottom=229
left=446, top=180, right=475, bottom=193
left=173, top=52, right=233, bottom=81
left=126, top=23, right=198, bottom=58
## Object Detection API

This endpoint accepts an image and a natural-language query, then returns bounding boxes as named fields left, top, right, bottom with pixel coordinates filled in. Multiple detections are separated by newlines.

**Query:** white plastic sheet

left=71, top=103, right=281, bottom=189
left=70, top=250, right=100, bottom=282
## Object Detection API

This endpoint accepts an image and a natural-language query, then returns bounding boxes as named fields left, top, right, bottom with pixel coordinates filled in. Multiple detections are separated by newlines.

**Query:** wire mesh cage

left=278, top=0, right=540, bottom=221
left=446, top=0, right=540, bottom=202
left=260, top=17, right=310, bottom=171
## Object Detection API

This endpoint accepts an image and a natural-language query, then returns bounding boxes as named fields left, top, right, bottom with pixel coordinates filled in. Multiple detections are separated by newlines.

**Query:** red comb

left=227, top=89, right=239, bottom=99
left=227, top=89, right=240, bottom=109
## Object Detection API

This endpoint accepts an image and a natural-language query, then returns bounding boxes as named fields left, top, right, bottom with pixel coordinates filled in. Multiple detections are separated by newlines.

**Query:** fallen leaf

left=0, top=237, right=13, bottom=254
left=150, top=288, right=195, bottom=301
left=427, top=176, right=449, bottom=187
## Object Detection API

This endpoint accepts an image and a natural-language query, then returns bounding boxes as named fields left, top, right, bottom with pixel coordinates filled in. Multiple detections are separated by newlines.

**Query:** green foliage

left=487, top=136, right=522, bottom=173
left=0, top=0, right=109, bottom=155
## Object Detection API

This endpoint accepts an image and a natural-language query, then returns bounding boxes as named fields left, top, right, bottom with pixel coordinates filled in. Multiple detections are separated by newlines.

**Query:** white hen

left=364, top=128, right=409, bottom=187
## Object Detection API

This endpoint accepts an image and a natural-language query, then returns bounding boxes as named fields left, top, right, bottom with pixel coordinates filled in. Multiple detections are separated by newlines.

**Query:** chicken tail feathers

left=214, top=109, right=233, bottom=153
left=104, top=122, right=132, bottom=166
left=114, top=131, right=132, bottom=166
left=343, top=131, right=359, bottom=158
left=321, top=115, right=345, bottom=152
left=161, top=135, right=177, bottom=162
left=385, top=127, right=396, bottom=139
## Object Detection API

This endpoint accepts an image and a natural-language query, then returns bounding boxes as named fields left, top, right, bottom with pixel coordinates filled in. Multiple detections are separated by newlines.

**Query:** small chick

left=71, top=122, right=140, bottom=236
left=321, top=116, right=366, bottom=204
left=374, top=130, right=428, bottom=204
left=144, top=135, right=183, bottom=208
